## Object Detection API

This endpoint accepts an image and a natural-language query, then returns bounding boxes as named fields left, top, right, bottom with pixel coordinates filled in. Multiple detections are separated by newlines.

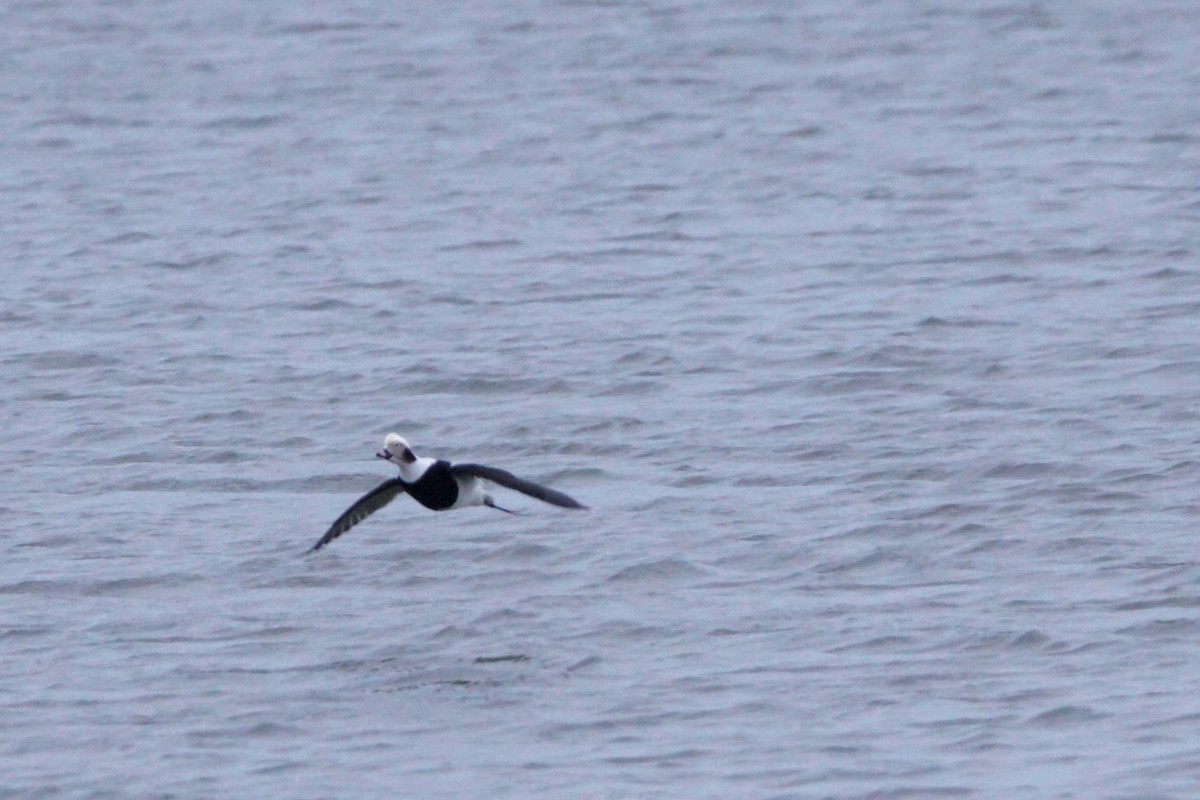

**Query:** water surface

left=3, top=1, right=1200, bottom=797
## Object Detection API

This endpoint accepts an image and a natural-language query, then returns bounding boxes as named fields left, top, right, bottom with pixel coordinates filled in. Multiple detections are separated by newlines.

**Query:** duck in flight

left=308, top=433, right=587, bottom=552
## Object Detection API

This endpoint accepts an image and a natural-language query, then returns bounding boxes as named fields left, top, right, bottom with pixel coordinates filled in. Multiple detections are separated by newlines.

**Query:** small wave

left=594, top=380, right=664, bottom=397
left=1116, top=618, right=1200, bottom=639
left=82, top=573, right=204, bottom=596
left=984, top=462, right=1056, bottom=479
left=1115, top=597, right=1200, bottom=611
left=199, top=114, right=291, bottom=130
left=439, top=239, right=522, bottom=252
left=20, top=350, right=121, bottom=370
left=473, top=653, right=530, bottom=664
left=401, top=376, right=572, bottom=395
left=1026, top=705, right=1107, bottom=728
left=606, top=558, right=704, bottom=583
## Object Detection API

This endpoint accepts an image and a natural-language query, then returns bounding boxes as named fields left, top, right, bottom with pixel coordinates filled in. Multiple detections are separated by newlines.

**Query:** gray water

left=3, top=1, right=1200, bottom=797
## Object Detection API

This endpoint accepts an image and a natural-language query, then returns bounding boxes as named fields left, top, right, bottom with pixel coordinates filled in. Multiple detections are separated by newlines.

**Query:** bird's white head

left=377, top=433, right=417, bottom=464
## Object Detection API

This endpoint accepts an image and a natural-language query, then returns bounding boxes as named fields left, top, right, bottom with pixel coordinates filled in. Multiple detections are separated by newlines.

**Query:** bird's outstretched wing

left=308, top=478, right=407, bottom=552
left=451, top=464, right=587, bottom=509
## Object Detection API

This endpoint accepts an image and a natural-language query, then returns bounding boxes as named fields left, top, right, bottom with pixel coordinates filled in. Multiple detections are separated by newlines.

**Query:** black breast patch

left=405, top=461, right=460, bottom=510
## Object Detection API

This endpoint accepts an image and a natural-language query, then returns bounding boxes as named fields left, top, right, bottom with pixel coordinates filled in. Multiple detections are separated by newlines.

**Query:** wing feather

left=451, top=464, right=587, bottom=509
left=308, top=478, right=407, bottom=552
